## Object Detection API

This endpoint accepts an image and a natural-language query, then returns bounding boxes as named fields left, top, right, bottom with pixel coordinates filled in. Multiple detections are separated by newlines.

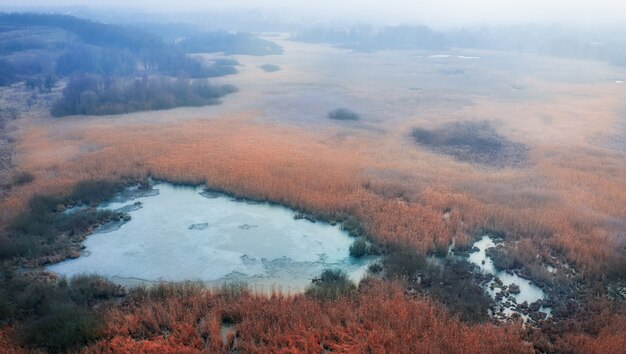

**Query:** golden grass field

left=5, top=39, right=625, bottom=277
left=1, top=36, right=625, bottom=353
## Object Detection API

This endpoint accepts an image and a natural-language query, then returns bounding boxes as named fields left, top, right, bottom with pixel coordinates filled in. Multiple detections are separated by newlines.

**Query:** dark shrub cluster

left=349, top=237, right=372, bottom=258
left=10, top=171, right=35, bottom=186
left=18, top=303, right=99, bottom=353
left=306, top=269, right=357, bottom=300
left=341, top=217, right=364, bottom=237
left=0, top=181, right=126, bottom=353
left=411, top=121, right=528, bottom=167
left=259, top=64, right=281, bottom=72
left=383, top=246, right=492, bottom=322
left=422, top=260, right=492, bottom=323
left=486, top=245, right=524, bottom=271
left=383, top=247, right=427, bottom=280
left=2, top=180, right=123, bottom=262
left=328, top=108, right=361, bottom=121
left=0, top=271, right=121, bottom=353
left=70, top=180, right=122, bottom=205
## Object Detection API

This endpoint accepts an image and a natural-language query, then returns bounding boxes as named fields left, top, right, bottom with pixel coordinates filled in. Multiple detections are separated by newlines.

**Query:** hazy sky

left=3, top=0, right=626, bottom=27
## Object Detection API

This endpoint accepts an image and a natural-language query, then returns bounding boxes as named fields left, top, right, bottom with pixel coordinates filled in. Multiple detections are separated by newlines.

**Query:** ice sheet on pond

left=48, top=183, right=374, bottom=292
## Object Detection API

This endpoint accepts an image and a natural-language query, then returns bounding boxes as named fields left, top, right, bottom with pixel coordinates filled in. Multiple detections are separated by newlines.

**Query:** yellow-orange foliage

left=0, top=327, right=32, bottom=354
left=563, top=318, right=626, bottom=354
left=1, top=49, right=625, bottom=353
left=84, top=281, right=532, bottom=353
left=4, top=113, right=625, bottom=276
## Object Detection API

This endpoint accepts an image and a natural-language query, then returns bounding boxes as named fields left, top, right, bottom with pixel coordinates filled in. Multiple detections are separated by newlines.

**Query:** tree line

left=294, top=24, right=626, bottom=66
left=51, top=75, right=237, bottom=117
left=0, top=12, right=286, bottom=87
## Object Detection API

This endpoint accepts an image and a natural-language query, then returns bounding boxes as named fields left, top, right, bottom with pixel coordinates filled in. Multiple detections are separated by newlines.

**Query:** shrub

left=11, top=172, right=35, bottom=186
left=70, top=180, right=122, bottom=205
left=306, top=269, right=356, bottom=300
left=18, top=303, right=100, bottom=353
left=422, top=260, right=492, bottom=323
left=349, top=237, right=370, bottom=258
left=4, top=180, right=123, bottom=262
left=433, top=240, right=449, bottom=257
left=0, top=234, right=37, bottom=261
left=259, top=64, right=280, bottom=72
left=328, top=108, right=361, bottom=121
left=341, top=217, right=363, bottom=237
left=383, top=247, right=426, bottom=280
left=411, top=121, right=528, bottom=167
left=10, top=202, right=116, bottom=239
left=220, top=281, right=250, bottom=299
left=368, top=263, right=383, bottom=274
left=69, top=275, right=122, bottom=305
left=0, top=272, right=120, bottom=352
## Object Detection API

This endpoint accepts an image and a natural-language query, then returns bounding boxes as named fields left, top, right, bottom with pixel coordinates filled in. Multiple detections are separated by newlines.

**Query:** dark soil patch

left=411, top=121, right=528, bottom=168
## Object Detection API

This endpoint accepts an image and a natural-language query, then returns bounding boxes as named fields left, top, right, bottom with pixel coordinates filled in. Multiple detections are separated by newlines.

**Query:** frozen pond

left=468, top=235, right=550, bottom=319
left=48, top=183, right=374, bottom=292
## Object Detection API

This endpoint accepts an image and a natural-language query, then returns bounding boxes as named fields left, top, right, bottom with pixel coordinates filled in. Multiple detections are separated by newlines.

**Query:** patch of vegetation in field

left=349, top=237, right=370, bottom=257
left=383, top=246, right=492, bottom=323
left=259, top=64, right=281, bottom=72
left=1, top=180, right=124, bottom=264
left=0, top=271, right=122, bottom=353
left=0, top=181, right=124, bottom=353
left=306, top=269, right=357, bottom=300
left=411, top=121, right=528, bottom=167
left=328, top=108, right=361, bottom=121
left=0, top=179, right=127, bottom=351
left=9, top=171, right=35, bottom=186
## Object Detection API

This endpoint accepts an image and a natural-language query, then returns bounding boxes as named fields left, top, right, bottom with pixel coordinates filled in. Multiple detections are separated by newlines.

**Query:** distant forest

left=294, top=24, right=626, bottom=66
left=0, top=13, right=285, bottom=116
left=0, top=13, right=283, bottom=86
left=294, top=25, right=446, bottom=51
left=177, top=31, right=283, bottom=55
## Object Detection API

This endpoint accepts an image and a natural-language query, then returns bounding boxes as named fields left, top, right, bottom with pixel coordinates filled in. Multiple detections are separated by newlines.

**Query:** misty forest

left=0, top=1, right=624, bottom=353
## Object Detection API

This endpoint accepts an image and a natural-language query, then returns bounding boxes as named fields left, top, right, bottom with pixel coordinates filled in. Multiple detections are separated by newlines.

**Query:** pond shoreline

left=47, top=181, right=378, bottom=292
left=9, top=177, right=574, bottom=325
